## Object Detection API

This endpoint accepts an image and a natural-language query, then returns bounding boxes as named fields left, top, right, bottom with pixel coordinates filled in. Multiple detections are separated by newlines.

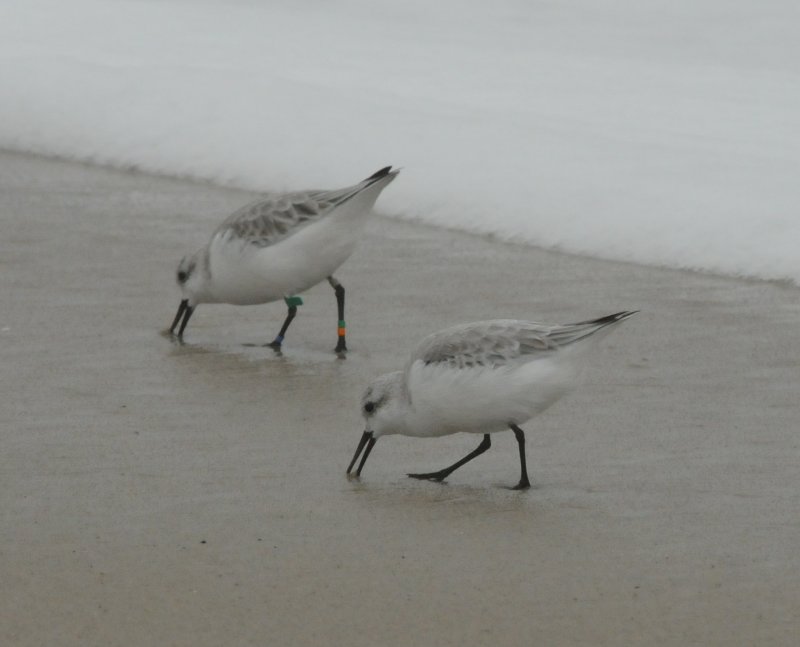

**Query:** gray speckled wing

left=409, top=320, right=559, bottom=370
left=213, top=189, right=343, bottom=248
left=210, top=166, right=397, bottom=249
left=408, top=312, right=638, bottom=371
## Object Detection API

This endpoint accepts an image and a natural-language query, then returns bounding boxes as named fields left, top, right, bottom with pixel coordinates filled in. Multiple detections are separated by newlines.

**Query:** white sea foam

left=2, top=0, right=798, bottom=283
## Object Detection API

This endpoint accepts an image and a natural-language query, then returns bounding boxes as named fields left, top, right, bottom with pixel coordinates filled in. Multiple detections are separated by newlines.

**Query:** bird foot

left=506, top=480, right=531, bottom=491
left=408, top=472, right=448, bottom=483
left=334, top=340, right=348, bottom=354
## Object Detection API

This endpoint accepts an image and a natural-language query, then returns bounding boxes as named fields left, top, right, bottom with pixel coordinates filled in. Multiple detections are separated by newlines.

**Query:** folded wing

left=213, top=166, right=395, bottom=248
left=408, top=312, right=637, bottom=371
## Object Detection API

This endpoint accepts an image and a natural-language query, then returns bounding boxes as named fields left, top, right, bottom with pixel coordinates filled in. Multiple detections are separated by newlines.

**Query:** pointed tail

left=572, top=311, right=640, bottom=327
left=547, top=310, right=639, bottom=348
left=330, top=166, right=399, bottom=214
left=363, top=166, right=394, bottom=182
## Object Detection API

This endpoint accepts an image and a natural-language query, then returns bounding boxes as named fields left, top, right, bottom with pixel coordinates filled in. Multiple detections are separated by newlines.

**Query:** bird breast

left=404, top=356, right=578, bottom=436
left=206, top=216, right=360, bottom=304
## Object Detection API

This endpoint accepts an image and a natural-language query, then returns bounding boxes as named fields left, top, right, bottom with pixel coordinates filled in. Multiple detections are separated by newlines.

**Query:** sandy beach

left=2, top=150, right=798, bottom=646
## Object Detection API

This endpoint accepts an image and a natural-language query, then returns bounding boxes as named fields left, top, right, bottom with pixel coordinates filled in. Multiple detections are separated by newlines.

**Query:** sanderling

left=168, top=166, right=399, bottom=351
left=347, top=311, right=638, bottom=489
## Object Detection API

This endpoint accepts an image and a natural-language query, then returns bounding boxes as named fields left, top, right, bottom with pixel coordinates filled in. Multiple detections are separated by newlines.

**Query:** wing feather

left=409, top=320, right=558, bottom=371
left=213, top=190, right=343, bottom=248
left=408, top=312, right=637, bottom=372
left=210, top=167, right=396, bottom=248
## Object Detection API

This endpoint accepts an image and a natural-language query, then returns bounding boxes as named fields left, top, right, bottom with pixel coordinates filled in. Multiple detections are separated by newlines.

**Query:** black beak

left=168, top=299, right=194, bottom=338
left=346, top=431, right=376, bottom=477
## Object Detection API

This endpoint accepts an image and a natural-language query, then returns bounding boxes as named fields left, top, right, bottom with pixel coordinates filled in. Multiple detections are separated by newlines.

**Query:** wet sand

left=2, top=150, right=798, bottom=646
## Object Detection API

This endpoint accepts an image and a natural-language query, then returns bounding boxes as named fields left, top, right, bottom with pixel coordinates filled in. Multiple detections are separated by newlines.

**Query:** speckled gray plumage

left=213, top=189, right=349, bottom=248
left=410, top=312, right=638, bottom=370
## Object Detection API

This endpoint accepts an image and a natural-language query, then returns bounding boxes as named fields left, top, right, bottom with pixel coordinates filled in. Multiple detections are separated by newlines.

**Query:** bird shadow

left=345, top=474, right=544, bottom=518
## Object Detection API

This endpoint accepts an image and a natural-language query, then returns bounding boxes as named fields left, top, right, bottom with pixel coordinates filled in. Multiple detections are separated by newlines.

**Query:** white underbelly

left=404, top=358, right=577, bottom=437
left=207, top=216, right=361, bottom=305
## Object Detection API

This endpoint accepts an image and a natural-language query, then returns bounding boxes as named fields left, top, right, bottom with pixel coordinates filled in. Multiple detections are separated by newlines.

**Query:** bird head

left=346, top=371, right=406, bottom=477
left=175, top=252, right=205, bottom=305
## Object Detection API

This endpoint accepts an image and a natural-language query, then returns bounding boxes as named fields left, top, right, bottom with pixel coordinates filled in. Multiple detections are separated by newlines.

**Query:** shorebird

left=347, top=311, right=638, bottom=488
left=168, top=166, right=399, bottom=351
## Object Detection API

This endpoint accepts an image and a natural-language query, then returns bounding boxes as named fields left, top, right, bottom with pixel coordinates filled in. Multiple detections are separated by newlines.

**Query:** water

left=2, top=0, right=798, bottom=283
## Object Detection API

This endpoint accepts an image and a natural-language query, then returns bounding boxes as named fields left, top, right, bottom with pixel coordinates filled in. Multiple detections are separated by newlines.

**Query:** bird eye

left=364, top=402, right=375, bottom=413
left=177, top=271, right=188, bottom=283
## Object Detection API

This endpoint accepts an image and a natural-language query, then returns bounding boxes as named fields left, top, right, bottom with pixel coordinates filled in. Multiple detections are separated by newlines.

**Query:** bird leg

left=328, top=276, right=347, bottom=353
left=408, top=434, right=491, bottom=482
left=267, top=299, right=300, bottom=349
left=509, top=424, right=531, bottom=490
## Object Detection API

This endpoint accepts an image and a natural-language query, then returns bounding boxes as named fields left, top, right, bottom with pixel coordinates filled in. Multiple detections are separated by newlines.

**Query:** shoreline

left=2, top=149, right=798, bottom=646
left=5, top=147, right=797, bottom=292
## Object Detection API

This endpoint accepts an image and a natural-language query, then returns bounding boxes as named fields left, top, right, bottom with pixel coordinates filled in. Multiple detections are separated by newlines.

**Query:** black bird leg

left=328, top=276, right=347, bottom=353
left=408, top=434, right=492, bottom=482
left=509, top=424, right=531, bottom=490
left=268, top=304, right=298, bottom=349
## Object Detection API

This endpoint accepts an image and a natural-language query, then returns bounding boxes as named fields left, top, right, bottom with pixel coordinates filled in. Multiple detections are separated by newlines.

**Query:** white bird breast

left=206, top=213, right=361, bottom=305
left=403, top=355, right=579, bottom=437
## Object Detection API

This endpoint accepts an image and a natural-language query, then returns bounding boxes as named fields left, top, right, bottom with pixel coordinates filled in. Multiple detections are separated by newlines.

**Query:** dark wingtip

left=573, top=310, right=640, bottom=326
left=599, top=310, right=640, bottom=324
left=364, top=166, right=393, bottom=182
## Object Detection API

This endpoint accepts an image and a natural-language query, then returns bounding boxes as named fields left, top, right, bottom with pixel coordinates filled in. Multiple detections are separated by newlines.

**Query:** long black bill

left=169, top=299, right=188, bottom=334
left=346, top=431, right=376, bottom=476
left=168, top=299, right=194, bottom=338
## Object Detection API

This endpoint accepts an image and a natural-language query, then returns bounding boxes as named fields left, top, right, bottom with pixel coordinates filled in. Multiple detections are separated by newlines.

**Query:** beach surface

left=2, top=150, right=798, bottom=646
